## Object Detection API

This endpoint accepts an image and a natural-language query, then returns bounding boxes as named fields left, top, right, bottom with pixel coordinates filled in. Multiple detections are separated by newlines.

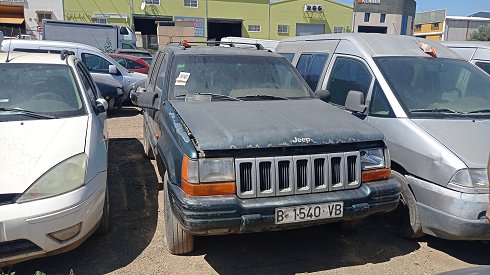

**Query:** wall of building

left=270, top=0, right=353, bottom=40
left=413, top=9, right=445, bottom=41
left=64, top=0, right=132, bottom=26
left=24, top=0, right=64, bottom=39
left=353, top=0, right=415, bottom=35
left=445, top=18, right=490, bottom=41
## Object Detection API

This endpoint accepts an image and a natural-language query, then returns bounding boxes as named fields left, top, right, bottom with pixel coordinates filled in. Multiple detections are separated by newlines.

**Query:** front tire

left=376, top=171, right=424, bottom=239
left=163, top=173, right=194, bottom=255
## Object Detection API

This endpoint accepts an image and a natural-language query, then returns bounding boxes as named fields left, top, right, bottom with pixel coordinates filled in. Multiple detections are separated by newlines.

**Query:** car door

left=75, top=61, right=108, bottom=147
left=145, top=51, right=167, bottom=149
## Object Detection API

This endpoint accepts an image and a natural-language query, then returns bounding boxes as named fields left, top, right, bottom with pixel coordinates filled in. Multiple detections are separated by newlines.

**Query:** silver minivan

left=442, top=41, right=490, bottom=75
left=276, top=33, right=490, bottom=240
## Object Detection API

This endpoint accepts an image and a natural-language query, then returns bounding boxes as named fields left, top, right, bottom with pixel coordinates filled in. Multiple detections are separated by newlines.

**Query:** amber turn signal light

left=182, top=180, right=236, bottom=196
left=362, top=168, right=392, bottom=183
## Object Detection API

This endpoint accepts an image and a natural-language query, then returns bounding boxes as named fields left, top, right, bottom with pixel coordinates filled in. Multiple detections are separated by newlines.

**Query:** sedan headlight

left=360, top=148, right=386, bottom=170
left=449, top=169, right=488, bottom=189
left=17, top=153, right=88, bottom=203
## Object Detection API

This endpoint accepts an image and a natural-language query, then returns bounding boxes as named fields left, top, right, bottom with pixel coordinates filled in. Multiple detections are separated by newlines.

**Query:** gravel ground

left=9, top=107, right=490, bottom=275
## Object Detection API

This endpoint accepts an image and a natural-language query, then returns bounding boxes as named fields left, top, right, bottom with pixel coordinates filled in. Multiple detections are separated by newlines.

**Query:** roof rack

left=60, top=49, right=75, bottom=61
left=171, top=39, right=265, bottom=50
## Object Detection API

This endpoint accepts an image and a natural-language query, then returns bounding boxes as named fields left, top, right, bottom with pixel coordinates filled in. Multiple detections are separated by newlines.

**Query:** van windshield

left=169, top=55, right=313, bottom=100
left=0, top=64, right=85, bottom=121
left=375, top=57, right=490, bottom=117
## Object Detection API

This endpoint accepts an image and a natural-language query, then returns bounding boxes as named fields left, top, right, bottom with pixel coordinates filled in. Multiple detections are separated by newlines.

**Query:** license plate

left=275, top=202, right=344, bottom=224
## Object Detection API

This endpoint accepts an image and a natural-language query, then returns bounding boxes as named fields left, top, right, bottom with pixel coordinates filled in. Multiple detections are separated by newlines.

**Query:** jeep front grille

left=235, top=152, right=361, bottom=198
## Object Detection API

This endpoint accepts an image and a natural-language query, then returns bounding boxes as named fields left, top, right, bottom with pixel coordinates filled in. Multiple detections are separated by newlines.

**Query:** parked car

left=115, top=49, right=153, bottom=65
left=276, top=33, right=490, bottom=240
left=0, top=51, right=110, bottom=266
left=108, top=53, right=150, bottom=74
left=0, top=39, right=147, bottom=102
left=92, top=74, right=124, bottom=108
left=131, top=43, right=401, bottom=255
left=442, top=41, right=490, bottom=75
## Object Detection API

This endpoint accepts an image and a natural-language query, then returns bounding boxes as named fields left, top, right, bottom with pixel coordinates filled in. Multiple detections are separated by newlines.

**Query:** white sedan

left=0, top=52, right=109, bottom=266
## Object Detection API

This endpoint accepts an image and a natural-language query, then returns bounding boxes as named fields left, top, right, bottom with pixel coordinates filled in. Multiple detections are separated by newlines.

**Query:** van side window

left=327, top=57, right=372, bottom=106
left=280, top=53, right=294, bottom=63
left=296, top=53, right=328, bottom=90
left=475, top=62, right=490, bottom=75
left=369, top=81, right=394, bottom=118
left=148, top=53, right=164, bottom=93
left=155, top=53, right=168, bottom=93
left=81, top=53, right=112, bottom=74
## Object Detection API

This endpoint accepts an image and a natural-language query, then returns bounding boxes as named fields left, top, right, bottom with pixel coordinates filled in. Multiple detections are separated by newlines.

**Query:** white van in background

left=442, top=41, right=490, bottom=75
left=1, top=39, right=147, bottom=101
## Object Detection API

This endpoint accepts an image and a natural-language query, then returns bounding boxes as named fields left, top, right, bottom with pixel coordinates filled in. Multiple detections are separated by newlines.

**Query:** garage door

left=296, top=23, right=325, bottom=36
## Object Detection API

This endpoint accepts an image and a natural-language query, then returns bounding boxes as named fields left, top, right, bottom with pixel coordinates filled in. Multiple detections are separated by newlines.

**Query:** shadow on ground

left=426, top=236, right=490, bottom=265
left=107, top=106, right=140, bottom=118
left=198, top=217, right=421, bottom=275
left=13, top=138, right=159, bottom=274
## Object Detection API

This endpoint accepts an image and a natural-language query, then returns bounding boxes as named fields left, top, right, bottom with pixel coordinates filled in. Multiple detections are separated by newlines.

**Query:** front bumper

left=168, top=178, right=401, bottom=235
left=408, top=176, right=490, bottom=240
left=0, top=172, right=106, bottom=266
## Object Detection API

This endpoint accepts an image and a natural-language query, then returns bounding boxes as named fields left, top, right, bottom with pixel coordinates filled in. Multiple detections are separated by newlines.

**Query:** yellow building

left=413, top=9, right=445, bottom=41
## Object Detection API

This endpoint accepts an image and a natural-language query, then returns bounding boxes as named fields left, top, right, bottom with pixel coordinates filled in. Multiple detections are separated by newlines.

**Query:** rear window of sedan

left=0, top=64, right=86, bottom=120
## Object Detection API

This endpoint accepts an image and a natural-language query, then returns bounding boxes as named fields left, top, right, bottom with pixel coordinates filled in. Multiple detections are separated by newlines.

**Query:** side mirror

left=130, top=86, right=145, bottom=105
left=345, top=90, right=366, bottom=113
left=95, top=98, right=108, bottom=113
left=315, top=90, right=331, bottom=102
left=133, top=89, right=160, bottom=110
left=108, top=65, right=117, bottom=75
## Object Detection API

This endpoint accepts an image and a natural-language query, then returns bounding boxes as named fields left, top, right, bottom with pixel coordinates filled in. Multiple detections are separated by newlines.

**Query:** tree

left=469, top=24, right=490, bottom=41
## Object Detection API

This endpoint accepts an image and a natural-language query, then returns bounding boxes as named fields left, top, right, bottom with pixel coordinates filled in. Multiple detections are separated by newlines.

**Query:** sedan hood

left=0, top=116, right=88, bottom=194
left=171, top=99, right=383, bottom=151
left=413, top=119, right=490, bottom=168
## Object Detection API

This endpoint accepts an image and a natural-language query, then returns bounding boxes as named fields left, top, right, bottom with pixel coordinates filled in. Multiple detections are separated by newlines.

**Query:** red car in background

left=108, top=53, right=150, bottom=74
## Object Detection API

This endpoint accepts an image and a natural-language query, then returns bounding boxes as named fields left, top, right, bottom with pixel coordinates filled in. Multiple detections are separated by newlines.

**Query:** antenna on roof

left=5, top=27, right=13, bottom=63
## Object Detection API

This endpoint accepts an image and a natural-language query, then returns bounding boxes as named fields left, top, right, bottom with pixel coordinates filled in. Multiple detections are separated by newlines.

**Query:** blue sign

left=174, top=16, right=205, bottom=37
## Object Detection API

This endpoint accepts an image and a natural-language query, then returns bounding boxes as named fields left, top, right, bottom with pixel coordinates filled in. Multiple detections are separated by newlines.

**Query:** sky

left=334, top=0, right=490, bottom=16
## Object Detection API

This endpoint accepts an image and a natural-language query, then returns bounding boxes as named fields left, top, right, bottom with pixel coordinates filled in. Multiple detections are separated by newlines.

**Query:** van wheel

left=97, top=184, right=111, bottom=234
left=143, top=121, right=154, bottom=159
left=376, top=171, right=424, bottom=239
left=163, top=173, right=194, bottom=255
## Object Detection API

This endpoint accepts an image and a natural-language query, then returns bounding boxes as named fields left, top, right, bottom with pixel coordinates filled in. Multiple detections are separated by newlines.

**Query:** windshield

left=375, top=57, right=490, bottom=117
left=169, top=55, right=312, bottom=100
left=0, top=64, right=85, bottom=121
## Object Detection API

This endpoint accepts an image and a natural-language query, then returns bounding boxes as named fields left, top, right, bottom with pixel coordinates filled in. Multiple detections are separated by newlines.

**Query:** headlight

left=449, top=169, right=488, bottom=189
left=17, top=153, right=88, bottom=203
left=181, top=156, right=236, bottom=196
left=360, top=148, right=386, bottom=170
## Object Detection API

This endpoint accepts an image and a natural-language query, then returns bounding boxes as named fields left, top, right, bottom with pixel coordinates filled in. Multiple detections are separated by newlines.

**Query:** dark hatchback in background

left=132, top=44, right=401, bottom=255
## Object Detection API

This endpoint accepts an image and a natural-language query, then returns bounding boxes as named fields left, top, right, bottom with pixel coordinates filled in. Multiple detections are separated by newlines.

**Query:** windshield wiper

left=176, top=93, right=241, bottom=101
left=466, top=109, right=490, bottom=114
left=236, top=95, right=289, bottom=101
left=0, top=107, right=57, bottom=119
left=410, top=108, right=463, bottom=114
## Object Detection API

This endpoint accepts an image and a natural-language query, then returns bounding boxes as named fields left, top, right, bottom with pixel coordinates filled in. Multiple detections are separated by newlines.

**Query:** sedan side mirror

left=315, top=90, right=331, bottom=102
left=108, top=65, right=118, bottom=75
left=133, top=89, right=160, bottom=110
left=95, top=98, right=108, bottom=113
left=345, top=90, right=366, bottom=113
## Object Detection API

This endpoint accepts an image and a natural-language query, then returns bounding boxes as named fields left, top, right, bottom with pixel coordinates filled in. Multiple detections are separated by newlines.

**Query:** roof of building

left=0, top=52, right=72, bottom=65
left=446, top=16, right=490, bottom=22
left=414, top=9, right=446, bottom=25
left=280, top=33, right=462, bottom=59
left=469, top=12, right=490, bottom=18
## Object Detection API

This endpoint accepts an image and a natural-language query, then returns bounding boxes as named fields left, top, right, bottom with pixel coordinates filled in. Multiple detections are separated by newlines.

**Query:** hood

left=0, top=116, right=88, bottom=194
left=171, top=99, right=383, bottom=151
left=413, top=119, right=490, bottom=168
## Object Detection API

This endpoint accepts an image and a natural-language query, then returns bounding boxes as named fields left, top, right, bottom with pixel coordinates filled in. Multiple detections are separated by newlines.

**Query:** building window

left=91, top=17, right=107, bottom=24
left=364, top=13, right=370, bottom=22
left=37, top=12, right=52, bottom=23
left=431, top=22, right=440, bottom=30
left=414, top=24, right=421, bottom=31
left=380, top=14, right=386, bottom=23
left=145, top=0, right=160, bottom=5
left=277, top=24, right=289, bottom=34
left=184, top=0, right=198, bottom=8
left=333, top=26, right=344, bottom=33
left=248, top=25, right=261, bottom=32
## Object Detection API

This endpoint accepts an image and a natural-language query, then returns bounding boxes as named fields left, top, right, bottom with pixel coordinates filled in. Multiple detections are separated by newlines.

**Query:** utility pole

left=205, top=0, right=208, bottom=40
left=130, top=0, right=135, bottom=30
